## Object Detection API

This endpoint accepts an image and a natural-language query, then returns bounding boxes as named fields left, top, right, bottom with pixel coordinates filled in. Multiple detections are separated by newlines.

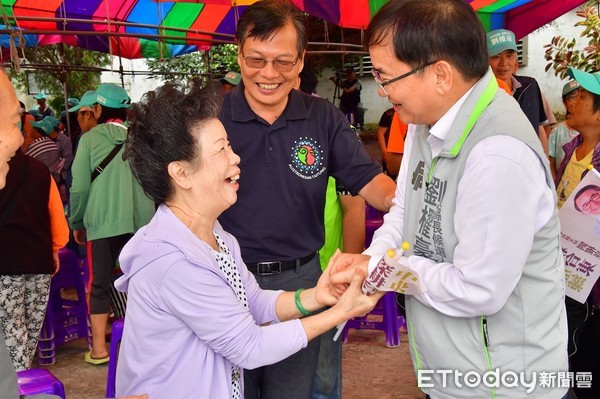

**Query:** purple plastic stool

left=17, top=368, right=66, bottom=398
left=106, top=318, right=125, bottom=398
left=365, top=203, right=384, bottom=221
left=37, top=248, right=92, bottom=365
left=342, top=291, right=406, bottom=347
left=365, top=219, right=383, bottom=248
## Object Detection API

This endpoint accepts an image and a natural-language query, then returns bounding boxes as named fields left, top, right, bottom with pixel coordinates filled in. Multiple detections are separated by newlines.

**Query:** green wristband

left=294, top=288, right=311, bottom=316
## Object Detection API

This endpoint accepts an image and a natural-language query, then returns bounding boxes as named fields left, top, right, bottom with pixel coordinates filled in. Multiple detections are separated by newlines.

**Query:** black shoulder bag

left=91, top=143, right=124, bottom=183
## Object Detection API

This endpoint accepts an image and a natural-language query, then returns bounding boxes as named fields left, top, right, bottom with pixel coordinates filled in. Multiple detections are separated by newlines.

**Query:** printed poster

left=558, top=168, right=600, bottom=303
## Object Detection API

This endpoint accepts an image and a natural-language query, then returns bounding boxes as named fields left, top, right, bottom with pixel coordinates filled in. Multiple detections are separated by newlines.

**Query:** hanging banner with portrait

left=558, top=168, right=600, bottom=303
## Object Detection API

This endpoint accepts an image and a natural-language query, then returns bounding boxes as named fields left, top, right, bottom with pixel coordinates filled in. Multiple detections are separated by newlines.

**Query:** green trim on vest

left=481, top=315, right=496, bottom=399
left=408, top=316, right=422, bottom=371
left=449, top=77, right=498, bottom=157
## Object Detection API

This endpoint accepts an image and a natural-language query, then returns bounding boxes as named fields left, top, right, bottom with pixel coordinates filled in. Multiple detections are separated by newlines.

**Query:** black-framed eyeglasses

left=372, top=60, right=438, bottom=96
left=241, top=50, right=299, bottom=73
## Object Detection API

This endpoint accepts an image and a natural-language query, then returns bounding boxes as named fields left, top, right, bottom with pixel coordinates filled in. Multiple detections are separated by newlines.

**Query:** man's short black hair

left=236, top=0, right=307, bottom=58
left=365, top=0, right=488, bottom=82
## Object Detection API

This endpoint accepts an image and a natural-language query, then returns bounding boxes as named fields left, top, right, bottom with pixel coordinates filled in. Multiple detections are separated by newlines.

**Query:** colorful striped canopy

left=0, top=0, right=587, bottom=59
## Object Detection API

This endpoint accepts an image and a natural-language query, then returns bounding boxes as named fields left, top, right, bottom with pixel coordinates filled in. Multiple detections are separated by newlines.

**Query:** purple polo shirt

left=218, top=85, right=381, bottom=264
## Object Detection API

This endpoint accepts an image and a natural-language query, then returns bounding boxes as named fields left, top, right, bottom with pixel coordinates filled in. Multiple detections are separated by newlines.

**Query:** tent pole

left=59, top=43, right=71, bottom=137
left=119, top=55, right=125, bottom=88
left=62, top=80, right=71, bottom=138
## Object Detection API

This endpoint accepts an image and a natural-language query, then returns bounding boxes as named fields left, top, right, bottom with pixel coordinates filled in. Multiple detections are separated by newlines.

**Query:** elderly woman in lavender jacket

left=114, top=82, right=382, bottom=398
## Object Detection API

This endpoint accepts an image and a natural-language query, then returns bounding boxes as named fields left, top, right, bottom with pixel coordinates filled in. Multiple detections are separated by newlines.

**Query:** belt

left=246, top=253, right=316, bottom=275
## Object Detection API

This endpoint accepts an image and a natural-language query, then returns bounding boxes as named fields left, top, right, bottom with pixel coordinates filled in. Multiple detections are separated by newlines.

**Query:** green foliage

left=544, top=0, right=600, bottom=79
left=145, top=44, right=239, bottom=84
left=7, top=45, right=109, bottom=112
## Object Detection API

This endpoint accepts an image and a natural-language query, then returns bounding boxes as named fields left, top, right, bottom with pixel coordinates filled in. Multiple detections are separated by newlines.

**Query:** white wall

left=518, top=7, right=582, bottom=117
left=315, top=68, right=391, bottom=125
left=100, top=58, right=166, bottom=103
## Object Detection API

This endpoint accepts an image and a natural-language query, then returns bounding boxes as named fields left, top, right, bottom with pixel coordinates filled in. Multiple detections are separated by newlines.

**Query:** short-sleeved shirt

left=549, top=121, right=580, bottom=170
left=218, top=85, right=381, bottom=263
left=512, top=75, right=548, bottom=131
left=557, top=149, right=593, bottom=208
left=378, top=109, right=394, bottom=149
left=386, top=113, right=407, bottom=154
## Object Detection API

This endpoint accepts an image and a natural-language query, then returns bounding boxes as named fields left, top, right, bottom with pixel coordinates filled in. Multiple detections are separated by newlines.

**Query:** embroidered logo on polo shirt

left=288, top=137, right=326, bottom=179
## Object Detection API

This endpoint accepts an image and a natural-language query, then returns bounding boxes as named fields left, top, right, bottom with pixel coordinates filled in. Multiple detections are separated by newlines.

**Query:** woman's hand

left=52, top=251, right=60, bottom=276
left=328, top=251, right=371, bottom=297
left=334, top=267, right=384, bottom=319
left=313, top=250, right=343, bottom=307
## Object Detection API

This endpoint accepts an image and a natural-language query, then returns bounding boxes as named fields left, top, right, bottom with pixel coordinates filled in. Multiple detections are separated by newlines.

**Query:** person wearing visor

left=487, top=29, right=549, bottom=155
left=67, top=90, right=98, bottom=151
left=33, top=92, right=55, bottom=118
left=59, top=97, right=82, bottom=140
left=554, top=71, right=600, bottom=396
left=26, top=117, right=62, bottom=182
left=69, top=83, right=154, bottom=365
left=220, top=71, right=242, bottom=93
left=549, top=80, right=581, bottom=179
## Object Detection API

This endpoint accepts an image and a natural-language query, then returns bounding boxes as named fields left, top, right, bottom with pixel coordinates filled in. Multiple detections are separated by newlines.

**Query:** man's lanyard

left=427, top=77, right=499, bottom=184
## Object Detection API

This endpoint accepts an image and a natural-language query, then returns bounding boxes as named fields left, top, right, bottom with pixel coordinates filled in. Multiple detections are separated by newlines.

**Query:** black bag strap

left=0, top=155, right=28, bottom=227
left=91, top=142, right=123, bottom=183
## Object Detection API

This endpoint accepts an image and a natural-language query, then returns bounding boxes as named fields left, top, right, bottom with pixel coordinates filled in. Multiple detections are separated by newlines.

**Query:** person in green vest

left=313, top=177, right=365, bottom=399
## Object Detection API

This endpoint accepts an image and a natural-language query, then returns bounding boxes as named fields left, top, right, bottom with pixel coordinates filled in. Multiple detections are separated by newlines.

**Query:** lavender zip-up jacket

left=115, top=204, right=308, bottom=398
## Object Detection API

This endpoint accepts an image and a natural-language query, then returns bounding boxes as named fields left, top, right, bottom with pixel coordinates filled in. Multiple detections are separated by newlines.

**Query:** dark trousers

left=339, top=103, right=360, bottom=128
left=244, top=258, right=322, bottom=399
left=567, top=298, right=600, bottom=399
left=89, top=233, right=132, bottom=314
left=311, top=326, right=342, bottom=399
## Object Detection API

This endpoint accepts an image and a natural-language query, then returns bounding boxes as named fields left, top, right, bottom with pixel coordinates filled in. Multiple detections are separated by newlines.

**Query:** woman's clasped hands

left=316, top=249, right=383, bottom=317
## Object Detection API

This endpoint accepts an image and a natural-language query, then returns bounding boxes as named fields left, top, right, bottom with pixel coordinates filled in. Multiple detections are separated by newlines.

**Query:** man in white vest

left=330, top=0, right=568, bottom=398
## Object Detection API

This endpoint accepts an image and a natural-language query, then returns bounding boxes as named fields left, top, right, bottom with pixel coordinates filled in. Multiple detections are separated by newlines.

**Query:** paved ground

left=41, top=327, right=423, bottom=399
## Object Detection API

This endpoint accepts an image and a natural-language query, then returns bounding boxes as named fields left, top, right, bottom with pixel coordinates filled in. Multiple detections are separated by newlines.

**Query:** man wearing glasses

left=330, top=0, right=568, bottom=398
left=217, top=1, right=395, bottom=398
left=574, top=185, right=600, bottom=215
